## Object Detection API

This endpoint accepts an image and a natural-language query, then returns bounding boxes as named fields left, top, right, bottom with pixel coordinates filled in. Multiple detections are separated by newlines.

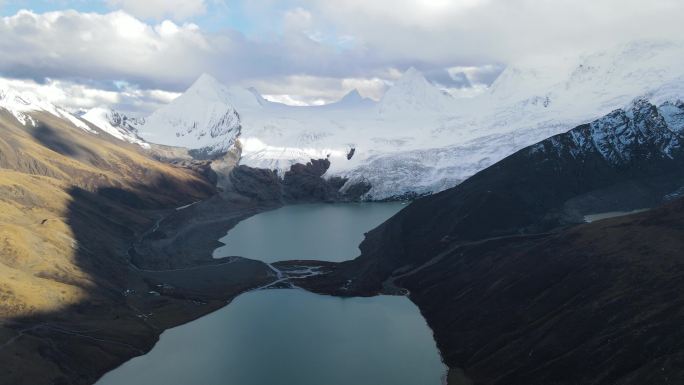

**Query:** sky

left=0, top=0, right=682, bottom=114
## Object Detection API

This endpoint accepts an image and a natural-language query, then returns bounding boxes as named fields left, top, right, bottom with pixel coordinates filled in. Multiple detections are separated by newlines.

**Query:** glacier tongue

left=133, top=40, right=684, bottom=200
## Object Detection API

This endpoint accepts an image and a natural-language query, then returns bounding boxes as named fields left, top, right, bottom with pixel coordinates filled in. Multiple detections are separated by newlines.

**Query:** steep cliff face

left=226, top=158, right=371, bottom=203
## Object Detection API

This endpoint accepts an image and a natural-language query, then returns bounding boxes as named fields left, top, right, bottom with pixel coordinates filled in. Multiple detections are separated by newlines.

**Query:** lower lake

left=96, top=289, right=446, bottom=385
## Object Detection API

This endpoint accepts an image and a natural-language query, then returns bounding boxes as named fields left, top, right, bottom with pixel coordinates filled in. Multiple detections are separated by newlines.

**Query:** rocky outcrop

left=228, top=165, right=282, bottom=201
left=227, top=158, right=371, bottom=203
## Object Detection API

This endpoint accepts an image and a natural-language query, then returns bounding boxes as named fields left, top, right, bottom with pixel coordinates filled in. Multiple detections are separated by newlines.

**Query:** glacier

left=131, top=40, right=684, bottom=199
left=7, top=39, right=683, bottom=200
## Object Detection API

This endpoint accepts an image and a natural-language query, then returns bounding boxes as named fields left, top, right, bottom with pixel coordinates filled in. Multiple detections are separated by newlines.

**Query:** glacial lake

left=213, top=202, right=407, bottom=262
left=98, top=202, right=447, bottom=385
left=96, top=289, right=446, bottom=385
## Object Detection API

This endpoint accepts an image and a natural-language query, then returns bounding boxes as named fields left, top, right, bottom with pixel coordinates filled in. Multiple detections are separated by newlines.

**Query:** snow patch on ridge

left=82, top=108, right=150, bottom=148
left=0, top=85, right=94, bottom=133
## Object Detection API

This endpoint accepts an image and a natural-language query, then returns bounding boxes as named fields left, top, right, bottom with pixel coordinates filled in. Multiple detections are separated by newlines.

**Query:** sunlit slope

left=0, top=110, right=213, bottom=318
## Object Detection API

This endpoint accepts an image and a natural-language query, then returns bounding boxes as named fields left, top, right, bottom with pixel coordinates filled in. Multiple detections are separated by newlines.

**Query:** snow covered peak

left=0, top=87, right=38, bottom=125
left=565, top=40, right=684, bottom=93
left=182, top=73, right=266, bottom=110
left=391, top=67, right=432, bottom=91
left=246, top=87, right=269, bottom=107
left=136, top=74, right=242, bottom=156
left=341, top=89, right=363, bottom=103
left=0, top=83, right=94, bottom=132
left=401, top=66, right=423, bottom=80
left=529, top=99, right=684, bottom=165
left=324, top=89, right=375, bottom=109
left=125, top=40, right=684, bottom=199
left=378, top=67, right=454, bottom=114
left=185, top=73, right=227, bottom=99
left=82, top=107, right=149, bottom=148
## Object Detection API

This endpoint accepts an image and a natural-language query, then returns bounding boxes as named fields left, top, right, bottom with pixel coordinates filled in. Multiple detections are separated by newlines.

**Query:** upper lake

left=213, top=202, right=406, bottom=263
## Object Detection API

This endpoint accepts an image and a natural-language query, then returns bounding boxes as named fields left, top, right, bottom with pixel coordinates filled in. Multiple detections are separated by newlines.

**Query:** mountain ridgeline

left=131, top=41, right=684, bottom=200
left=347, top=99, right=684, bottom=286
left=298, top=99, right=684, bottom=385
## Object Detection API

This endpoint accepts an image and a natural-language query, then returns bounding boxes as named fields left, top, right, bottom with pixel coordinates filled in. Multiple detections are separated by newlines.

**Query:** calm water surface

left=213, top=202, right=406, bottom=262
left=98, top=202, right=446, bottom=385
left=97, top=289, right=446, bottom=385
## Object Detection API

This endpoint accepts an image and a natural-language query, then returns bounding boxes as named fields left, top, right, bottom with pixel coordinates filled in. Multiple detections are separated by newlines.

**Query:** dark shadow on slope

left=30, top=124, right=83, bottom=157
left=0, top=177, right=275, bottom=385
left=314, top=102, right=684, bottom=295
left=395, top=198, right=684, bottom=385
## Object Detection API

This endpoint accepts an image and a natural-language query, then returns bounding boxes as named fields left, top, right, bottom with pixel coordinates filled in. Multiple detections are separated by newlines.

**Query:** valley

left=99, top=202, right=445, bottom=385
left=0, top=22, right=684, bottom=385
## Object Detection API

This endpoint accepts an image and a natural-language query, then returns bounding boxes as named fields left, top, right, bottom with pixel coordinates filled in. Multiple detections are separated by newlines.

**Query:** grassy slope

left=0, top=111, right=212, bottom=319
left=0, top=111, right=242, bottom=384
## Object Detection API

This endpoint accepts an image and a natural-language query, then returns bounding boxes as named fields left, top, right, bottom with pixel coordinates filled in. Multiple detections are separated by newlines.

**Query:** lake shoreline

left=97, top=288, right=448, bottom=385
left=93, top=195, right=453, bottom=385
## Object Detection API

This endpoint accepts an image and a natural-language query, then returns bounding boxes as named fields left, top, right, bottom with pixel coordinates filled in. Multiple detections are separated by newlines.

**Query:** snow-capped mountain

left=133, top=39, right=684, bottom=199
left=0, top=85, right=94, bottom=133
left=134, top=74, right=243, bottom=157
left=377, top=67, right=456, bottom=114
left=0, top=84, right=158, bottom=151
left=528, top=98, right=684, bottom=164
left=321, top=89, right=375, bottom=110
left=82, top=108, right=150, bottom=148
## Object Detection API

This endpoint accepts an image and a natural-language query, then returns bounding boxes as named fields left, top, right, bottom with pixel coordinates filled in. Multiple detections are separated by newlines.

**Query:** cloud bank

left=106, top=0, right=207, bottom=21
left=0, top=0, right=682, bottom=111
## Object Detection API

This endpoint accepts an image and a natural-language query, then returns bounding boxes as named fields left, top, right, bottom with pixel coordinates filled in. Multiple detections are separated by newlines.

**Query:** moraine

left=97, top=203, right=447, bottom=385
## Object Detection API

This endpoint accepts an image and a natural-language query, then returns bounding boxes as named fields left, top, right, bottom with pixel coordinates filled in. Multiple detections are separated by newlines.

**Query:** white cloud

left=107, top=0, right=207, bottom=21
left=0, top=77, right=179, bottom=115
left=253, top=75, right=388, bottom=105
left=283, top=7, right=313, bottom=33
left=304, top=0, right=684, bottom=63
left=0, top=1, right=682, bottom=110
left=0, top=10, right=212, bottom=89
left=263, top=94, right=326, bottom=106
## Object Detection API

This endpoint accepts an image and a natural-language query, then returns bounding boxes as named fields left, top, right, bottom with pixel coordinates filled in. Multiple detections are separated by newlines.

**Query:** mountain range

left=72, top=39, right=684, bottom=200
left=2, top=41, right=682, bottom=201
left=2, top=38, right=684, bottom=385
